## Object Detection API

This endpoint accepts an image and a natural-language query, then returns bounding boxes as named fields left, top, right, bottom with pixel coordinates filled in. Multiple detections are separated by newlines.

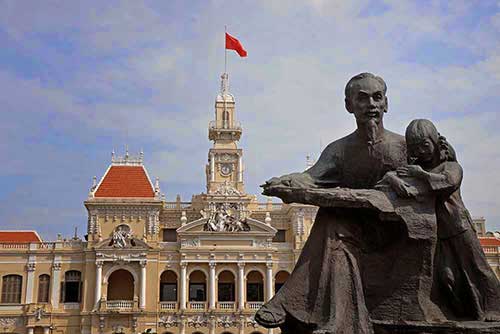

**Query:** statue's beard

left=364, top=118, right=380, bottom=143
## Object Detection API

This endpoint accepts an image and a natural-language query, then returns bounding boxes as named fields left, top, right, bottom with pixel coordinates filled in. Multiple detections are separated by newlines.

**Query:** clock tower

left=206, top=73, right=245, bottom=195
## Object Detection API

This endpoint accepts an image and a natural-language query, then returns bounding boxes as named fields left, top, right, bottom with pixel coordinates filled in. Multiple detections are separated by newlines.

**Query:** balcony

left=159, top=301, right=177, bottom=311
left=246, top=302, right=264, bottom=311
left=217, top=301, right=236, bottom=311
left=105, top=300, right=134, bottom=311
left=208, top=121, right=242, bottom=141
left=188, top=301, right=207, bottom=311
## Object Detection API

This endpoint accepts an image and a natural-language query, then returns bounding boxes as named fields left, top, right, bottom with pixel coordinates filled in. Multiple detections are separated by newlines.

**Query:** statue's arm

left=377, top=171, right=419, bottom=198
left=396, top=162, right=462, bottom=194
left=261, top=142, right=341, bottom=196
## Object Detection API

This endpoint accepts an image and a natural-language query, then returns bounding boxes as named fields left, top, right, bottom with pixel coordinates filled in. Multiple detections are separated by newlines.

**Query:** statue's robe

left=257, top=130, right=444, bottom=334
left=429, top=161, right=500, bottom=321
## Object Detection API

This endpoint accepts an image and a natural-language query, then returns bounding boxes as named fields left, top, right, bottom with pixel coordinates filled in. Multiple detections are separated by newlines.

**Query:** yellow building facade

left=0, top=74, right=498, bottom=334
left=0, top=74, right=317, bottom=334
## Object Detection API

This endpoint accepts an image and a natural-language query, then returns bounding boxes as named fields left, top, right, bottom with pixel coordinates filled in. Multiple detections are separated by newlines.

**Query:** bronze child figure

left=394, top=119, right=500, bottom=321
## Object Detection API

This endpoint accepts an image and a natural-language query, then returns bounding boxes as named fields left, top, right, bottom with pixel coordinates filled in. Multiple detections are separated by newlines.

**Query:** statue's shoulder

left=323, top=132, right=356, bottom=154
left=384, top=129, right=405, bottom=143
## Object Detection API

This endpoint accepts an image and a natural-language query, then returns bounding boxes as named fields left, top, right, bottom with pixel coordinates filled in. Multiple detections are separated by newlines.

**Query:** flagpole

left=224, top=25, right=227, bottom=74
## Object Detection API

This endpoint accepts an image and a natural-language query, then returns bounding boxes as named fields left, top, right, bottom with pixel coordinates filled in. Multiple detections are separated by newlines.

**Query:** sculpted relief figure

left=255, top=73, right=500, bottom=334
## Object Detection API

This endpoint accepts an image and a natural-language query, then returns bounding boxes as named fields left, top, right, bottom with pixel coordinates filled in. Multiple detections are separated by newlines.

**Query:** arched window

left=37, top=274, right=50, bottom=303
left=61, top=270, right=82, bottom=303
left=275, top=271, right=290, bottom=293
left=108, top=269, right=134, bottom=300
left=1, top=274, right=22, bottom=303
left=189, top=270, right=206, bottom=302
left=218, top=270, right=235, bottom=302
left=160, top=270, right=177, bottom=301
left=246, top=271, right=264, bottom=302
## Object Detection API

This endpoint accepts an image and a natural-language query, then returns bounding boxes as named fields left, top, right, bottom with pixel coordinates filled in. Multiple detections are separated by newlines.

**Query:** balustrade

left=188, top=301, right=206, bottom=310
left=246, top=301, right=264, bottom=310
left=106, top=300, right=134, bottom=310
left=217, top=301, right=236, bottom=311
left=159, top=301, right=177, bottom=311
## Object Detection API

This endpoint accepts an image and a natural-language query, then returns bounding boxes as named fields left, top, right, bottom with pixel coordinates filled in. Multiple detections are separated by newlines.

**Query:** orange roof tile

left=94, top=166, right=155, bottom=198
left=479, top=237, right=500, bottom=247
left=0, top=231, right=41, bottom=243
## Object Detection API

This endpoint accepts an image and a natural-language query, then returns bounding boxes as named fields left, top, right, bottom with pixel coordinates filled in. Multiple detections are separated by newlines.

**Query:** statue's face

left=408, top=138, right=436, bottom=164
left=347, top=77, right=387, bottom=124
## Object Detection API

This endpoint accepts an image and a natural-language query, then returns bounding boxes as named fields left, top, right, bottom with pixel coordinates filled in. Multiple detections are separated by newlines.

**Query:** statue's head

left=405, top=119, right=440, bottom=165
left=345, top=73, right=388, bottom=125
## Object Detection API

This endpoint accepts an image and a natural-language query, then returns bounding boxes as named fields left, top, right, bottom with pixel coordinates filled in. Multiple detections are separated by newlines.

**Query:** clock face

left=220, top=163, right=233, bottom=176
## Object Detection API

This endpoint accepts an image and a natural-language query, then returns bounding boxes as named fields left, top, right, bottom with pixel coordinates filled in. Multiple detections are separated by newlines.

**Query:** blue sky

left=0, top=0, right=499, bottom=239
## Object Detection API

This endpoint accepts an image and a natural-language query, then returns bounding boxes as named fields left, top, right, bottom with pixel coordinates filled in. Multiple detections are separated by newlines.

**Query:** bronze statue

left=255, top=74, right=500, bottom=333
left=394, top=119, right=500, bottom=321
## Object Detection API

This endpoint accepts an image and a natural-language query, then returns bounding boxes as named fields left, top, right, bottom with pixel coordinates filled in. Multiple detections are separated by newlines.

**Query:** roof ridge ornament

left=111, top=149, right=144, bottom=166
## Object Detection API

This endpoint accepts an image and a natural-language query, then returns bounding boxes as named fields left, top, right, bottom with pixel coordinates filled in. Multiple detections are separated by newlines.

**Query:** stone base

left=373, top=320, right=500, bottom=334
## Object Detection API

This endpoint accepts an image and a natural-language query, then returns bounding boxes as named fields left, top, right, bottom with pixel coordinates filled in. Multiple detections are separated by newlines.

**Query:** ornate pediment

left=95, top=224, right=151, bottom=250
left=177, top=217, right=276, bottom=234
left=203, top=202, right=249, bottom=232
left=94, top=236, right=151, bottom=250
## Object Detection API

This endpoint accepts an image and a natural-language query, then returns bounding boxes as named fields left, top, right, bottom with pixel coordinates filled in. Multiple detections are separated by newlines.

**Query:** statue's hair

left=345, top=73, right=387, bottom=100
left=405, top=119, right=456, bottom=163
left=406, top=119, right=439, bottom=146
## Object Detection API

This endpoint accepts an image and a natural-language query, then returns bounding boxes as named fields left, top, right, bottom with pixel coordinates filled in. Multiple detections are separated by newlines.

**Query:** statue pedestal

left=373, top=320, right=500, bottom=334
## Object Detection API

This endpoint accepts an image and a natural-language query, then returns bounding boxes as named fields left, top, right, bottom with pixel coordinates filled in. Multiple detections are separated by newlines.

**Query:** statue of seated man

left=256, top=73, right=410, bottom=334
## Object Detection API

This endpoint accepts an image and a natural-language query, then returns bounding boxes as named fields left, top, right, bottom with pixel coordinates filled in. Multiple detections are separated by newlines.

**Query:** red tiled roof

left=479, top=237, right=500, bottom=247
left=0, top=231, right=41, bottom=243
left=94, top=166, right=155, bottom=198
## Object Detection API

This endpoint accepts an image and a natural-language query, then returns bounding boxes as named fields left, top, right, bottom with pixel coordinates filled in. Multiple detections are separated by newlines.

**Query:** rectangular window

left=189, top=283, right=206, bottom=301
left=162, top=229, right=177, bottom=242
left=37, top=274, right=50, bottom=303
left=1, top=275, right=22, bottom=304
left=218, top=283, right=235, bottom=302
left=272, top=229, right=286, bottom=242
left=247, top=283, right=264, bottom=302
left=62, top=271, right=82, bottom=303
left=160, top=283, right=177, bottom=301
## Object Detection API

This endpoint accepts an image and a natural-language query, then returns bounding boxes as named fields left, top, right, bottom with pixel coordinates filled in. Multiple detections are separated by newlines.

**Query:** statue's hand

left=382, top=172, right=419, bottom=198
left=260, top=173, right=316, bottom=196
left=393, top=178, right=419, bottom=198
left=397, top=165, right=425, bottom=178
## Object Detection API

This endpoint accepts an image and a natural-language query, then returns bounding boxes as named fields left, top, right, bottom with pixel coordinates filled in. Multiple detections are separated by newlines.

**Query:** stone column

left=266, top=262, right=274, bottom=301
left=43, top=327, right=50, bottom=334
left=209, top=262, right=216, bottom=310
left=209, top=316, right=216, bottom=334
left=239, top=317, right=245, bottom=334
left=238, top=262, right=245, bottom=311
left=210, top=153, right=215, bottom=182
left=139, top=260, right=147, bottom=309
left=50, top=262, right=62, bottom=308
left=179, top=262, right=187, bottom=310
left=94, top=261, right=103, bottom=310
left=27, top=328, right=34, bottom=334
left=25, top=262, right=36, bottom=304
left=179, top=317, right=186, bottom=334
left=238, top=155, right=243, bottom=182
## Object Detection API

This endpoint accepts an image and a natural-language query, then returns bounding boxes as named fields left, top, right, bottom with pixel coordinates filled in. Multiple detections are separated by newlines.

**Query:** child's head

left=405, top=119, right=441, bottom=166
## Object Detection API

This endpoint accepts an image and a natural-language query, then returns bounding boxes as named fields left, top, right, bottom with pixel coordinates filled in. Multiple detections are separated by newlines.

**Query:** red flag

left=225, top=32, right=247, bottom=57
